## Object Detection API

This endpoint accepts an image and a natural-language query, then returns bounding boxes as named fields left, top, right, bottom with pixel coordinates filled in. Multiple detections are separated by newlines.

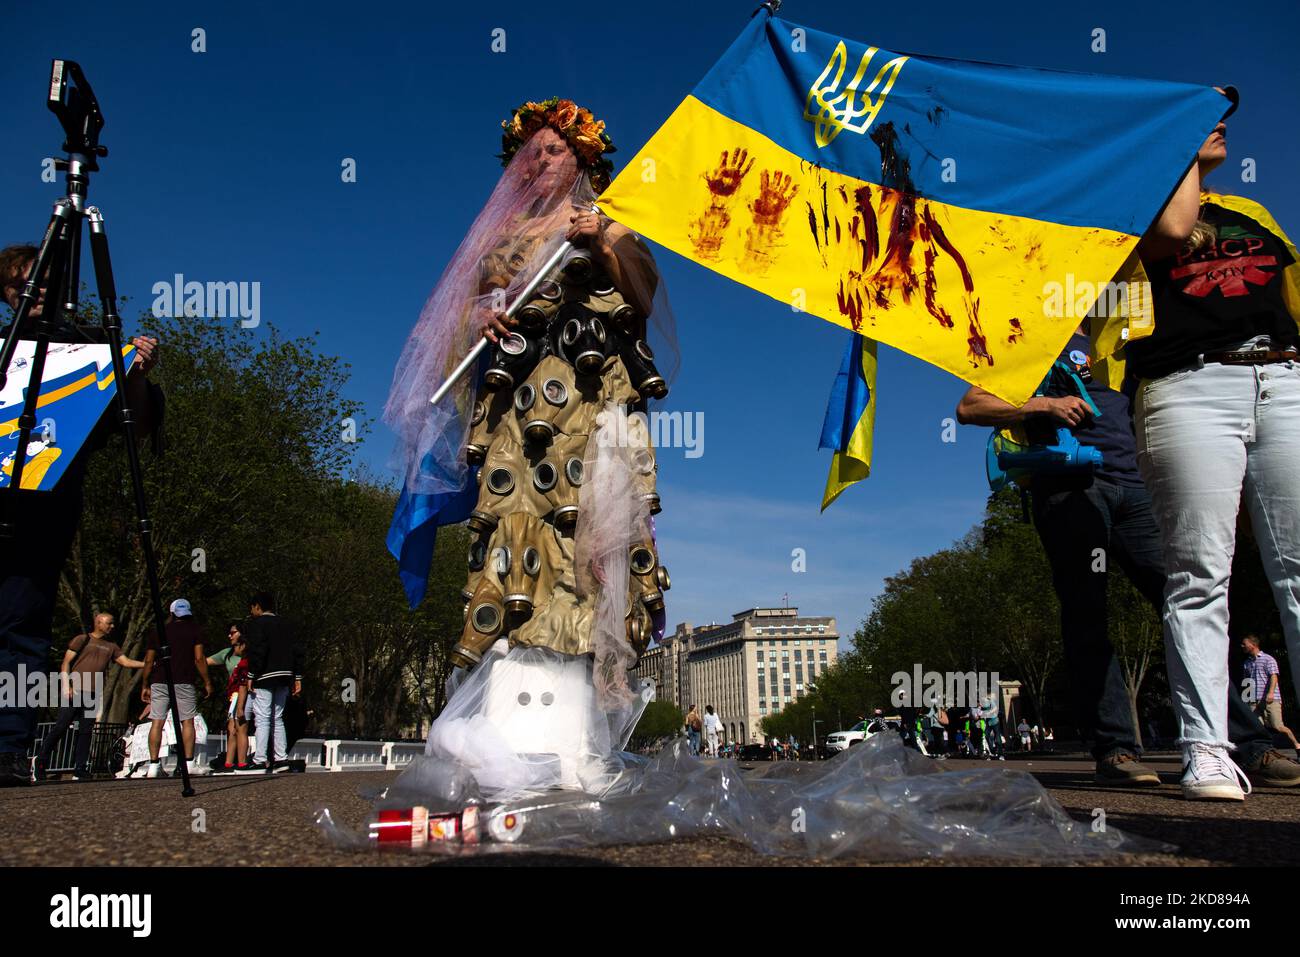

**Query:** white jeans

left=1135, top=359, right=1300, bottom=746
left=253, top=686, right=290, bottom=763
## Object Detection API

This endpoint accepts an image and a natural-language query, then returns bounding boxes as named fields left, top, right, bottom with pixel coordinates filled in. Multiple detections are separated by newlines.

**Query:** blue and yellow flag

left=599, top=11, right=1233, bottom=497
left=818, top=332, right=876, bottom=510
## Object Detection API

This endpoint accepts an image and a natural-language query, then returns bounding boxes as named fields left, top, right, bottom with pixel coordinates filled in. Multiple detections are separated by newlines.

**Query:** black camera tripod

left=0, top=60, right=195, bottom=796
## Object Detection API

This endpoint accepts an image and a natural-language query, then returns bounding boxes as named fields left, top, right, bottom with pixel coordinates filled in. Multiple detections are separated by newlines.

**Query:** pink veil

left=384, top=132, right=680, bottom=501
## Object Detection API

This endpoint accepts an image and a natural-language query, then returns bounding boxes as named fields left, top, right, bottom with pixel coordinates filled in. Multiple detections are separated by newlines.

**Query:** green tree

left=630, top=700, right=683, bottom=749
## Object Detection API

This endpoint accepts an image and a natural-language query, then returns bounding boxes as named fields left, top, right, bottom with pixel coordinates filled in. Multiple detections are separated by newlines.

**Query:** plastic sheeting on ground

left=317, top=732, right=1171, bottom=861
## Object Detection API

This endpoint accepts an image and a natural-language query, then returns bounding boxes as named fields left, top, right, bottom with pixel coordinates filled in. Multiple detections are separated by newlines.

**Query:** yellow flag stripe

left=600, top=96, right=1138, bottom=406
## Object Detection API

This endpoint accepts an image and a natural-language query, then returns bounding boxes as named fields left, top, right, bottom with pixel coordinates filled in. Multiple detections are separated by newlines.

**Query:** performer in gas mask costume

left=384, top=99, right=678, bottom=801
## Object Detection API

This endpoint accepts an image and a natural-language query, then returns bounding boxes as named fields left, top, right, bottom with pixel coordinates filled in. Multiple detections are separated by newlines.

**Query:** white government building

left=634, top=606, right=840, bottom=745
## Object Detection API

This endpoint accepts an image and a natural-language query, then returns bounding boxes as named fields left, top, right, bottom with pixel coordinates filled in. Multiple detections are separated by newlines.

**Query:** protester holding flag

left=1117, top=94, right=1300, bottom=802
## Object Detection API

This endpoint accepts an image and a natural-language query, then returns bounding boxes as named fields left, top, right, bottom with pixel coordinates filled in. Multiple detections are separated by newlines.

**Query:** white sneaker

left=1181, top=742, right=1251, bottom=801
left=186, top=759, right=209, bottom=777
left=145, top=761, right=166, bottom=779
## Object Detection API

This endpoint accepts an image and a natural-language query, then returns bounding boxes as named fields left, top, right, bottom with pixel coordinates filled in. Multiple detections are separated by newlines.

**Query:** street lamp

left=811, top=707, right=821, bottom=761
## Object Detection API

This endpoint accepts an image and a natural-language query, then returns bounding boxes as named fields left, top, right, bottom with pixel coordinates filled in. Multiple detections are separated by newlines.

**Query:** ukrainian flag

left=818, top=332, right=876, bottom=510
left=599, top=10, right=1233, bottom=494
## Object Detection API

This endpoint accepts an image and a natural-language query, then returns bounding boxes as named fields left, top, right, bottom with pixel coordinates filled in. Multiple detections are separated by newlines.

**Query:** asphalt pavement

left=3, top=751, right=1296, bottom=867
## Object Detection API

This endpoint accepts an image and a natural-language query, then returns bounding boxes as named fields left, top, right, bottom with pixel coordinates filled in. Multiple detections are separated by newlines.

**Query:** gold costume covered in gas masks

left=452, top=232, right=670, bottom=666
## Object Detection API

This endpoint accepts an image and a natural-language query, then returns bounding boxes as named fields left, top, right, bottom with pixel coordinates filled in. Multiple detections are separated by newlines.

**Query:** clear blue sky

left=3, top=1, right=1296, bottom=644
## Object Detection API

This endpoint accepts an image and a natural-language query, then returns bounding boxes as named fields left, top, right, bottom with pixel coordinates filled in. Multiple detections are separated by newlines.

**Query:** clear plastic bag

left=317, top=730, right=1169, bottom=860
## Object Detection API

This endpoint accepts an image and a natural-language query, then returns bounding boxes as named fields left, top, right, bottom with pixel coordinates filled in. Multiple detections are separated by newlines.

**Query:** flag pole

left=428, top=238, right=574, bottom=406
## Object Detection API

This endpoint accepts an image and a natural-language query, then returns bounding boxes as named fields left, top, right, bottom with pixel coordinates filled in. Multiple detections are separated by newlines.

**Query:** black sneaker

left=72, top=769, right=94, bottom=782
left=31, top=757, right=47, bottom=782
left=0, top=752, right=34, bottom=787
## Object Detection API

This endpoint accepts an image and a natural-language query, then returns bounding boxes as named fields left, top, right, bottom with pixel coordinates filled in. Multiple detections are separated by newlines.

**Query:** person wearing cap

left=1111, top=84, right=1300, bottom=801
left=141, top=599, right=212, bottom=778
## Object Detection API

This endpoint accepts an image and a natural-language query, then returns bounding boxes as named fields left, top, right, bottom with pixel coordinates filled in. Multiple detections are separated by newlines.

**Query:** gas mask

left=462, top=531, right=491, bottom=604
left=483, top=331, right=545, bottom=392
left=513, top=355, right=595, bottom=447
left=530, top=432, right=587, bottom=529
left=555, top=302, right=612, bottom=377
left=628, top=542, right=668, bottom=614
left=454, top=565, right=508, bottom=667
left=466, top=388, right=520, bottom=465
left=493, top=511, right=565, bottom=623
left=560, top=247, right=594, bottom=284
left=468, top=435, right=537, bottom=534
left=622, top=412, right=662, bottom=515
left=626, top=598, right=654, bottom=656
left=615, top=333, right=668, bottom=400
left=511, top=278, right=563, bottom=334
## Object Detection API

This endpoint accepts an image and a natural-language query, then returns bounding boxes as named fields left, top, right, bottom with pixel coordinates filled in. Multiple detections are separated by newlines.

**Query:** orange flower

left=551, top=100, right=579, bottom=130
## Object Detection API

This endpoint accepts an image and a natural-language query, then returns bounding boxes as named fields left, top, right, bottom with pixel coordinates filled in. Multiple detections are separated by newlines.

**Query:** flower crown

left=499, top=97, right=616, bottom=192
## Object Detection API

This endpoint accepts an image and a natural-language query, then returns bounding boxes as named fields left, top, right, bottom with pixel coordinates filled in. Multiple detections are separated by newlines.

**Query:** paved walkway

left=3, top=752, right=1295, bottom=866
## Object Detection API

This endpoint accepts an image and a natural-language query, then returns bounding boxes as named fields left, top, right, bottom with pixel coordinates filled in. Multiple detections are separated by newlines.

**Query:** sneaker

left=145, top=761, right=168, bottom=779
left=1095, top=750, right=1161, bottom=786
left=72, top=770, right=94, bottom=782
left=1239, top=748, right=1300, bottom=788
left=31, top=757, right=47, bottom=782
left=244, top=761, right=267, bottom=771
left=1181, top=742, right=1251, bottom=801
left=186, top=759, right=209, bottom=777
left=0, top=752, right=33, bottom=787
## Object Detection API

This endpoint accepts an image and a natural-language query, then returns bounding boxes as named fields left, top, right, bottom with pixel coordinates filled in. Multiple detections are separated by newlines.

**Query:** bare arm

left=195, top=644, right=212, bottom=696
left=1139, top=162, right=1202, bottom=261
left=956, top=386, right=1093, bottom=429
left=58, top=650, right=76, bottom=700
left=141, top=649, right=156, bottom=699
left=115, top=655, right=145, bottom=669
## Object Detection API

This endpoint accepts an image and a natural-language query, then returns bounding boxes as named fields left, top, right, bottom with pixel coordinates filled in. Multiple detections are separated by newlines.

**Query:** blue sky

left=3, top=1, right=1296, bottom=645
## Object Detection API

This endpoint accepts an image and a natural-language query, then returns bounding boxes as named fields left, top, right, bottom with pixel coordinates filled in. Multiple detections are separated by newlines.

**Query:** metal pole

left=428, top=238, right=575, bottom=407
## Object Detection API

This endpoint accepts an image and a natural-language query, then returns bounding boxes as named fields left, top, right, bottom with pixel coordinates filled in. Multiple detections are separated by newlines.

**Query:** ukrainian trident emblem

left=803, top=41, right=909, bottom=148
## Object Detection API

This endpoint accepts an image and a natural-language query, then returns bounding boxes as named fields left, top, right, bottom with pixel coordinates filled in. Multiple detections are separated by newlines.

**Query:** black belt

left=1203, top=348, right=1298, bottom=366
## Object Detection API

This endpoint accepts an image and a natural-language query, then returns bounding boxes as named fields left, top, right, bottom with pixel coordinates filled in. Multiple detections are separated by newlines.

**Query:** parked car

left=738, top=743, right=773, bottom=762
left=824, top=717, right=900, bottom=754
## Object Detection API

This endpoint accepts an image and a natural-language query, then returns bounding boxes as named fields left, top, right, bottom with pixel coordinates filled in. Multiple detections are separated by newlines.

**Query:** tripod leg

left=0, top=203, right=78, bottom=532
left=85, top=206, right=194, bottom=798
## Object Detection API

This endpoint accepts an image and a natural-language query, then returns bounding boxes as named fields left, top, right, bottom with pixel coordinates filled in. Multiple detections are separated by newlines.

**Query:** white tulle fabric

left=574, top=403, right=652, bottom=712
left=423, top=640, right=652, bottom=803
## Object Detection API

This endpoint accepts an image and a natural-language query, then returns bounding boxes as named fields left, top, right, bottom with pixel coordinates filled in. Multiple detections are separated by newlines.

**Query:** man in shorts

left=1242, top=635, right=1300, bottom=753
left=141, top=599, right=212, bottom=778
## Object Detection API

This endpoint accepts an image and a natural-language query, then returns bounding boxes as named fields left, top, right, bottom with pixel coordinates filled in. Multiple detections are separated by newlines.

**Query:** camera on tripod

left=0, top=59, right=199, bottom=796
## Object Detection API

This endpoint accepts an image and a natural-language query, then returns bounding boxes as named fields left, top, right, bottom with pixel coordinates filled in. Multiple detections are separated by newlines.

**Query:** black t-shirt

left=1033, top=334, right=1142, bottom=488
left=1128, top=202, right=1299, bottom=379
left=148, top=617, right=204, bottom=686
